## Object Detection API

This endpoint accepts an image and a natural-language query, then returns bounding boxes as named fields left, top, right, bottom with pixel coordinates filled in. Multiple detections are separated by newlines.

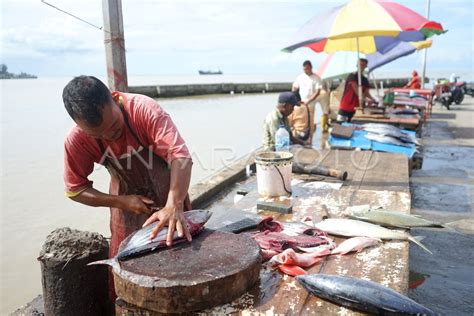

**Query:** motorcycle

left=433, top=78, right=465, bottom=110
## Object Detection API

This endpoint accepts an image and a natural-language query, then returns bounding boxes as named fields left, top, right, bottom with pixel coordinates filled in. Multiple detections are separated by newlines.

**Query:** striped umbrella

left=283, top=0, right=444, bottom=54
left=316, top=39, right=433, bottom=80
left=282, top=0, right=445, bottom=107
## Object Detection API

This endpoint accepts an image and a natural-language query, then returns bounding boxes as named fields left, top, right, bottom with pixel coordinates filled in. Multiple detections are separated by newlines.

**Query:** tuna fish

left=88, top=210, right=212, bottom=268
left=362, top=123, right=420, bottom=145
left=348, top=209, right=445, bottom=229
left=330, top=237, right=381, bottom=255
left=314, top=218, right=432, bottom=254
left=297, top=274, right=436, bottom=315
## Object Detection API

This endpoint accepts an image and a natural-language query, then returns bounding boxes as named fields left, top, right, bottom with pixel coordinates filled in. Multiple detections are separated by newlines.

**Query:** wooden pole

left=421, top=0, right=431, bottom=88
left=102, top=0, right=128, bottom=92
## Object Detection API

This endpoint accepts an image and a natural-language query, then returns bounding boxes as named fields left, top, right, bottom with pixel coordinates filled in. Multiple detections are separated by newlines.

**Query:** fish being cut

left=278, top=264, right=306, bottom=277
left=348, top=208, right=445, bottom=229
left=270, top=248, right=330, bottom=268
left=257, top=216, right=321, bottom=236
left=88, top=210, right=212, bottom=267
left=252, top=230, right=331, bottom=254
left=314, top=218, right=432, bottom=254
left=297, top=274, right=435, bottom=315
left=330, top=237, right=381, bottom=255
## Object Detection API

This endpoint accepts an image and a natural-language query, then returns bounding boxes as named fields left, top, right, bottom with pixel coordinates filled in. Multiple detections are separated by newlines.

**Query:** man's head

left=412, top=70, right=418, bottom=76
left=63, top=76, right=124, bottom=141
left=303, top=60, right=313, bottom=75
left=277, top=92, right=300, bottom=117
left=358, top=58, right=368, bottom=72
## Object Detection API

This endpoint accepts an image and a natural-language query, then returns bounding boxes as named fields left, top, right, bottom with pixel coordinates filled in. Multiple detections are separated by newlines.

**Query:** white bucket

left=255, top=151, right=293, bottom=197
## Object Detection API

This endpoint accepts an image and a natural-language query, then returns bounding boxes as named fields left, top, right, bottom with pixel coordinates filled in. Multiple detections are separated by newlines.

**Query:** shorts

left=337, top=109, right=355, bottom=123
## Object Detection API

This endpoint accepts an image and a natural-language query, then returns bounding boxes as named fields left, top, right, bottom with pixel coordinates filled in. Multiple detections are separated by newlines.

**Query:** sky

left=1, top=0, right=473, bottom=79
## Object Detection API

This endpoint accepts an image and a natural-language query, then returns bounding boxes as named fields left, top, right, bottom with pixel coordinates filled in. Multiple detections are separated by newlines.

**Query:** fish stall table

left=351, top=109, right=422, bottom=134
left=117, top=149, right=412, bottom=315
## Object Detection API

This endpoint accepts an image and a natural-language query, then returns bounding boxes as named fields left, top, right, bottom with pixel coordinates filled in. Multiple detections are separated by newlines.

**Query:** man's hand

left=116, top=195, right=154, bottom=215
left=142, top=200, right=192, bottom=245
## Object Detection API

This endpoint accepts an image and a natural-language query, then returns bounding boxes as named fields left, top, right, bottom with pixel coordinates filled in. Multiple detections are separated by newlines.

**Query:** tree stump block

left=113, top=229, right=261, bottom=313
left=38, top=227, right=109, bottom=316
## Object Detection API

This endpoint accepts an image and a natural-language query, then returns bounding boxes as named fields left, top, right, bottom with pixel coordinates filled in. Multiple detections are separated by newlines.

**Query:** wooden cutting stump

left=113, top=229, right=261, bottom=313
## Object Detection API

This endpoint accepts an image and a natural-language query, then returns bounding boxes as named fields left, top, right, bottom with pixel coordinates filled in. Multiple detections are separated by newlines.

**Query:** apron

left=96, top=96, right=172, bottom=300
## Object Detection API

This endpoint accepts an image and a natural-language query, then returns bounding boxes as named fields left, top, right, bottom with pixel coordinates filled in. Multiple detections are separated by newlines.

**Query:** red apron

left=96, top=98, right=171, bottom=300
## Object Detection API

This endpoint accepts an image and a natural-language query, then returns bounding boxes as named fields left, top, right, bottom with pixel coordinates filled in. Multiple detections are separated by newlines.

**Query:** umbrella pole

left=356, top=37, right=363, bottom=108
left=371, top=72, right=380, bottom=98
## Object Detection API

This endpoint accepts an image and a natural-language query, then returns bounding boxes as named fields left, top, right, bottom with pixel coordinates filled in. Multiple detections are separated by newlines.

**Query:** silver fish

left=88, top=210, right=212, bottom=268
left=365, top=133, right=413, bottom=147
left=348, top=209, right=445, bottom=229
left=362, top=124, right=419, bottom=145
left=297, top=274, right=436, bottom=315
left=314, top=218, right=432, bottom=254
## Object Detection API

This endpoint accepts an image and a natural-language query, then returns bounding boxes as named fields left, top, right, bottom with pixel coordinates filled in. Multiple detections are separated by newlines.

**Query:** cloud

left=1, top=0, right=472, bottom=77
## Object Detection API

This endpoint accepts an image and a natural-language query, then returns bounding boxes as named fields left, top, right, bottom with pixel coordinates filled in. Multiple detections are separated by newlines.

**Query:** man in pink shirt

left=62, top=76, right=193, bottom=266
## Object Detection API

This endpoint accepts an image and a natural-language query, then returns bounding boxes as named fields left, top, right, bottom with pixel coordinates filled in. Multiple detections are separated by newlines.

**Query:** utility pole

left=102, top=0, right=128, bottom=92
left=421, top=0, right=431, bottom=88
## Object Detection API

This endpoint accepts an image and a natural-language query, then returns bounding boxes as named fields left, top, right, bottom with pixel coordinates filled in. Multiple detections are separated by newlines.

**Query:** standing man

left=62, top=76, right=193, bottom=266
left=290, top=60, right=327, bottom=140
left=337, top=58, right=377, bottom=123
left=262, top=92, right=306, bottom=151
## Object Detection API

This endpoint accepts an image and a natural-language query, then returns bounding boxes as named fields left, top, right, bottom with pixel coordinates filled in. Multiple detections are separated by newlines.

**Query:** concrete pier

left=129, top=78, right=415, bottom=98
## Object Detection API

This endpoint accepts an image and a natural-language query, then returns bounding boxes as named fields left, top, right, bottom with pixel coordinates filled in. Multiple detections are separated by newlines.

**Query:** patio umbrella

left=283, top=0, right=445, bottom=106
left=316, top=39, right=433, bottom=80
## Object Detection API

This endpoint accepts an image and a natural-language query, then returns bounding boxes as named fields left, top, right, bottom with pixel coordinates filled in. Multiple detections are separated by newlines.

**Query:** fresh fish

left=365, top=133, right=413, bottom=147
left=270, top=248, right=330, bottom=268
left=88, top=210, right=212, bottom=268
left=331, top=237, right=381, bottom=255
left=348, top=209, right=445, bottom=229
left=314, top=218, right=432, bottom=254
left=278, top=264, right=306, bottom=277
left=297, top=243, right=335, bottom=253
left=362, top=124, right=419, bottom=145
left=297, top=274, right=436, bottom=315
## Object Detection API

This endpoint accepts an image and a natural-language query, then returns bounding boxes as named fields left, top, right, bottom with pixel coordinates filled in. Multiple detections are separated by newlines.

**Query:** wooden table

left=351, top=109, right=422, bottom=133
left=117, top=149, right=412, bottom=315
left=205, top=149, right=412, bottom=315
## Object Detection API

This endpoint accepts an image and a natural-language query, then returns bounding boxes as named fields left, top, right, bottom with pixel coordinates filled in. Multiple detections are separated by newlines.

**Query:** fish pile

left=361, top=123, right=420, bottom=146
left=252, top=217, right=383, bottom=276
left=297, top=274, right=435, bottom=315
left=314, top=218, right=432, bottom=254
left=88, top=210, right=212, bottom=269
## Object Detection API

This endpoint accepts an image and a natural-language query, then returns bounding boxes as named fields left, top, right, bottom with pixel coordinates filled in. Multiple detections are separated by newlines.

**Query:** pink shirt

left=64, top=92, right=191, bottom=196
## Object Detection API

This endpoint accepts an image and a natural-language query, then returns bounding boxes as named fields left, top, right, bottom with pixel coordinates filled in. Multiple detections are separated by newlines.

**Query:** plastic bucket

left=255, top=151, right=293, bottom=197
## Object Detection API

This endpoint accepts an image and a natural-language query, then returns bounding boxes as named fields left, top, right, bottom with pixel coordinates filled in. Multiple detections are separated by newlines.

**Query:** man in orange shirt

left=62, top=76, right=193, bottom=265
left=404, top=70, right=421, bottom=89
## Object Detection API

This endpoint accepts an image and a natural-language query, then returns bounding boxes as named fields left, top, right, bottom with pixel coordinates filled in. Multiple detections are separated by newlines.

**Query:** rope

left=40, top=0, right=112, bottom=34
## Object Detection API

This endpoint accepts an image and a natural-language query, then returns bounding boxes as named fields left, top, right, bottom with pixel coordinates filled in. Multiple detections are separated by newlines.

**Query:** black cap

left=278, top=92, right=300, bottom=106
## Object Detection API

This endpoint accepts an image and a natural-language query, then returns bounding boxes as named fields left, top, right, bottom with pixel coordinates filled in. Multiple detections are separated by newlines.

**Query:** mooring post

left=38, top=228, right=109, bottom=316
left=102, top=0, right=128, bottom=92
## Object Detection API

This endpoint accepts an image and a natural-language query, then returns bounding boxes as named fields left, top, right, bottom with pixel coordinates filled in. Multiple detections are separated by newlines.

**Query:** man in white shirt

left=290, top=61, right=329, bottom=140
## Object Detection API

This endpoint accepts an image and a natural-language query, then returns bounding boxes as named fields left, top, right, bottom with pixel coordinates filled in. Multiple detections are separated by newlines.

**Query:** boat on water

left=198, top=68, right=223, bottom=75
